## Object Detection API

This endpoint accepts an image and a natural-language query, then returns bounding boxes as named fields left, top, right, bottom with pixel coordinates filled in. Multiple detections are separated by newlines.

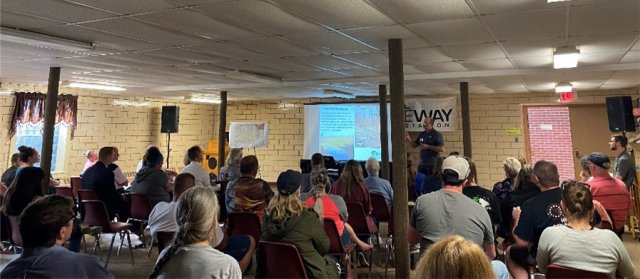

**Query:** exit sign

left=560, top=92, right=576, bottom=103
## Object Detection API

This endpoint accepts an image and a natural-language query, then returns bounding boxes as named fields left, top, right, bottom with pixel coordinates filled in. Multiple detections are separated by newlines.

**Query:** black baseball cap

left=587, top=152, right=611, bottom=169
left=276, top=170, right=301, bottom=195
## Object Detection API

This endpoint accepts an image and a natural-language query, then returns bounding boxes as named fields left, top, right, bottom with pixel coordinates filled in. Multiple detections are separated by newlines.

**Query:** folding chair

left=54, top=186, right=74, bottom=200
left=3, top=214, right=22, bottom=254
left=147, top=231, right=176, bottom=258
left=127, top=193, right=152, bottom=246
left=346, top=202, right=378, bottom=276
left=69, top=176, right=82, bottom=200
left=257, top=241, right=308, bottom=278
left=323, top=219, right=355, bottom=279
left=226, top=212, right=261, bottom=244
left=545, top=264, right=607, bottom=279
left=82, top=200, right=134, bottom=268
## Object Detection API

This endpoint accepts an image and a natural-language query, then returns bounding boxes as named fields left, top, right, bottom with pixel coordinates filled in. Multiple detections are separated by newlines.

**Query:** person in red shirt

left=585, top=152, right=631, bottom=236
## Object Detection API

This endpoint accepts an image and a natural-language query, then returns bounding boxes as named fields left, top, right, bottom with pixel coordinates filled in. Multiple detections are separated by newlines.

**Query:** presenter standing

left=405, top=117, right=446, bottom=175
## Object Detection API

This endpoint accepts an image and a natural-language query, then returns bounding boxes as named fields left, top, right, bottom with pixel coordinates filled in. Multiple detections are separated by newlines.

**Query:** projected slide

left=305, top=103, right=391, bottom=161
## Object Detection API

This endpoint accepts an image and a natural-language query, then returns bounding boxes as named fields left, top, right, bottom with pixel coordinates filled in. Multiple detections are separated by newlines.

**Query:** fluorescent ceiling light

left=225, top=70, right=281, bottom=83
left=0, top=26, right=94, bottom=52
left=555, top=82, right=573, bottom=93
left=553, top=46, right=580, bottom=69
left=190, top=97, right=221, bottom=104
left=323, top=89, right=355, bottom=99
left=547, top=0, right=570, bottom=2
left=68, top=82, right=126, bottom=91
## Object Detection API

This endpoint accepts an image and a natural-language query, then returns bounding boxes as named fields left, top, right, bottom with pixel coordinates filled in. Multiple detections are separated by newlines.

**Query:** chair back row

left=257, top=241, right=308, bottom=278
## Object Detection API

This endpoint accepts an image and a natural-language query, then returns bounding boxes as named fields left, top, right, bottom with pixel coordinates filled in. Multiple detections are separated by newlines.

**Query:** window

left=13, top=122, right=68, bottom=173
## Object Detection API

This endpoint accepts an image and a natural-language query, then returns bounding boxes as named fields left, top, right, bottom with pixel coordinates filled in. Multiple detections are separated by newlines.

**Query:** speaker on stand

left=606, top=96, right=635, bottom=133
left=161, top=106, right=180, bottom=168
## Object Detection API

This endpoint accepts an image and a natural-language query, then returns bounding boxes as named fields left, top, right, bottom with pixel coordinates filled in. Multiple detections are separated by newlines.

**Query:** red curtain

left=8, top=92, right=78, bottom=139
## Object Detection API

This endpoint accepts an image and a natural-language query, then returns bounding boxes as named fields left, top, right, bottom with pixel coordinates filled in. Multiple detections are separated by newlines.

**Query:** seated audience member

left=497, top=165, right=540, bottom=239
left=507, top=160, right=565, bottom=279
left=0, top=195, right=113, bottom=278
left=1, top=153, right=19, bottom=186
left=228, top=155, right=273, bottom=220
left=331, top=159, right=377, bottom=233
left=219, top=148, right=242, bottom=182
left=409, top=156, right=495, bottom=258
left=148, top=173, right=255, bottom=272
left=131, top=146, right=170, bottom=208
left=301, top=152, right=332, bottom=194
left=584, top=152, right=631, bottom=236
left=462, top=157, right=502, bottom=229
left=537, top=180, right=635, bottom=278
left=136, top=145, right=158, bottom=173
left=415, top=235, right=508, bottom=279
left=418, top=156, right=443, bottom=196
left=107, top=147, right=128, bottom=191
left=82, top=149, right=98, bottom=174
left=181, top=145, right=219, bottom=191
left=149, top=187, right=241, bottom=279
left=363, top=157, right=393, bottom=208
left=579, top=155, right=593, bottom=183
left=492, top=157, right=522, bottom=200
left=407, top=156, right=422, bottom=201
left=3, top=167, right=44, bottom=216
left=81, top=147, right=128, bottom=220
left=15, top=146, right=59, bottom=187
left=260, top=170, right=339, bottom=278
left=302, top=167, right=373, bottom=251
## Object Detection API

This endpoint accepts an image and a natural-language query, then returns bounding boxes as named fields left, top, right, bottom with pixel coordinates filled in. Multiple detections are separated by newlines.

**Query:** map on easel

left=229, top=121, right=269, bottom=148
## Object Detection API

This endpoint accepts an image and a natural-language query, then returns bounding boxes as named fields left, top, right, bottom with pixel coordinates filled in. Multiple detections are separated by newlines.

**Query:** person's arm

left=614, top=157, right=632, bottom=180
left=408, top=200, right=421, bottom=245
left=512, top=207, right=531, bottom=247
left=484, top=242, right=496, bottom=260
left=333, top=195, right=349, bottom=222
left=536, top=229, right=552, bottom=274
left=480, top=207, right=496, bottom=260
left=405, top=132, right=419, bottom=148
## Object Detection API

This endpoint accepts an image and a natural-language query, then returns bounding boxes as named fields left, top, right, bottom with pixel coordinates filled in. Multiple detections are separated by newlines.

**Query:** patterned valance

left=8, top=92, right=78, bottom=139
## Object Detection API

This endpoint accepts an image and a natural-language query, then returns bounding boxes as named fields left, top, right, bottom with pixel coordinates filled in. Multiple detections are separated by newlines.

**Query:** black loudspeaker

left=161, top=106, right=179, bottom=133
left=606, top=96, right=635, bottom=132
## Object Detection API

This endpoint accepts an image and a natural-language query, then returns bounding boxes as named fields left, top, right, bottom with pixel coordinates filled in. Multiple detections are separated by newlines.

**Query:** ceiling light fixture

left=547, top=0, right=570, bottom=2
left=225, top=70, right=281, bottom=83
left=190, top=97, right=221, bottom=104
left=68, top=82, right=126, bottom=91
left=323, top=89, right=355, bottom=99
left=553, top=46, right=580, bottom=69
left=0, top=26, right=94, bottom=52
left=555, top=81, right=573, bottom=93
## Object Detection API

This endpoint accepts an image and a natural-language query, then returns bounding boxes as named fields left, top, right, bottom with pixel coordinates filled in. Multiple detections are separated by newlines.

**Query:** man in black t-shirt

left=463, top=185, right=502, bottom=229
left=506, top=160, right=565, bottom=279
left=405, top=117, right=445, bottom=175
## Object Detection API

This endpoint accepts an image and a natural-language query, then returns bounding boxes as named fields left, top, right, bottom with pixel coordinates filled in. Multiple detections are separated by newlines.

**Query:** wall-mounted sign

left=506, top=128, right=521, bottom=136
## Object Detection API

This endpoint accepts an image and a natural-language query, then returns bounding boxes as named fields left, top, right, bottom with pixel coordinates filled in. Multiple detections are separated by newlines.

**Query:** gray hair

left=365, top=157, right=380, bottom=177
left=503, top=157, right=522, bottom=178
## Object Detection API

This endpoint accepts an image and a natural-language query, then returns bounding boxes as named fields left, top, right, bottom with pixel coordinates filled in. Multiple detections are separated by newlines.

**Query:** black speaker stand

left=166, top=132, right=171, bottom=168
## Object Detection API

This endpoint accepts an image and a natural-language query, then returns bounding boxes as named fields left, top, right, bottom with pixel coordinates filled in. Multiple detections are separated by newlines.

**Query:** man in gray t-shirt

left=610, top=135, right=636, bottom=188
left=409, top=156, right=495, bottom=259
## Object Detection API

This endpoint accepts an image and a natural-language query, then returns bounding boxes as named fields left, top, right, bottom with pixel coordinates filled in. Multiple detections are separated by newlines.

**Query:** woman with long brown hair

left=330, top=160, right=377, bottom=233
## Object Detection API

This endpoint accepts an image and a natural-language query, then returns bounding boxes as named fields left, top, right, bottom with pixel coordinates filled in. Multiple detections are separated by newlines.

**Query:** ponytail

left=310, top=166, right=329, bottom=222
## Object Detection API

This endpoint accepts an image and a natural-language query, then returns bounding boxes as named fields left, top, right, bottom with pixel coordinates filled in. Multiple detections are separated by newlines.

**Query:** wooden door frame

left=521, top=103, right=604, bottom=164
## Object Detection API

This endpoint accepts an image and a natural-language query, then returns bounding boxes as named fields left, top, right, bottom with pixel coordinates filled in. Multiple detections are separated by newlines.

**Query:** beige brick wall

left=0, top=82, right=220, bottom=178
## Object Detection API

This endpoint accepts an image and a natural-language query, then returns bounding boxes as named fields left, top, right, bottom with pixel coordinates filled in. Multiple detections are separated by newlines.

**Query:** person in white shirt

left=109, top=147, right=128, bottom=191
left=82, top=149, right=98, bottom=174
left=181, top=145, right=219, bottom=191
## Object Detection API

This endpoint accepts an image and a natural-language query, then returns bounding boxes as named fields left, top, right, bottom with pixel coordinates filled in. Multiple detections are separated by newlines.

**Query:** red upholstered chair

left=54, top=186, right=75, bottom=200
left=82, top=200, right=134, bottom=268
left=147, top=231, right=176, bottom=258
left=77, top=189, right=97, bottom=201
left=127, top=193, right=152, bottom=245
left=345, top=202, right=378, bottom=275
left=257, top=241, right=308, bottom=278
left=545, top=264, right=607, bottom=279
left=69, top=176, right=81, bottom=199
left=323, top=219, right=355, bottom=279
left=226, top=212, right=261, bottom=244
left=370, top=193, right=391, bottom=224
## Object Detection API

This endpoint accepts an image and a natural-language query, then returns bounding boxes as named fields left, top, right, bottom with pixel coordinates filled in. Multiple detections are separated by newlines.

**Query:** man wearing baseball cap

left=586, top=152, right=631, bottom=236
left=408, top=155, right=495, bottom=258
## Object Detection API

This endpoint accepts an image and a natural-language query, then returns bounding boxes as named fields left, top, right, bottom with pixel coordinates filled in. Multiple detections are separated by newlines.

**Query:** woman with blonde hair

left=261, top=170, right=338, bottom=278
left=149, top=186, right=241, bottom=279
left=492, top=157, right=522, bottom=199
left=414, top=235, right=499, bottom=279
left=219, top=148, right=242, bottom=182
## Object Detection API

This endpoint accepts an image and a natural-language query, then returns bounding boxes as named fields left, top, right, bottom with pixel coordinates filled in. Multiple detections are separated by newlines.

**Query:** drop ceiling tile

left=196, top=1, right=325, bottom=36
left=67, top=0, right=178, bottom=14
left=342, top=25, right=429, bottom=50
left=141, top=48, right=228, bottom=64
left=1, top=0, right=115, bottom=23
left=213, top=60, right=279, bottom=75
left=621, top=51, right=640, bottom=63
left=512, top=56, right=553, bottom=68
left=0, top=10, right=63, bottom=30
left=472, top=0, right=557, bottom=15
left=490, top=83, right=529, bottom=93
left=252, top=58, right=319, bottom=72
left=404, top=47, right=453, bottom=64
left=484, top=9, right=566, bottom=41
left=284, top=31, right=377, bottom=54
left=501, top=39, right=561, bottom=57
left=38, top=25, right=160, bottom=51
left=459, top=58, right=514, bottom=71
left=609, top=70, right=640, bottom=79
left=338, top=52, right=388, bottom=68
left=562, top=71, right=614, bottom=81
left=579, top=52, right=625, bottom=65
left=523, top=81, right=556, bottom=92
left=367, top=0, right=474, bottom=24
left=80, top=18, right=204, bottom=46
left=135, top=9, right=259, bottom=41
left=413, top=61, right=468, bottom=73
left=407, top=18, right=494, bottom=45
left=271, top=0, right=394, bottom=29
left=439, top=43, right=506, bottom=60
left=572, top=79, right=607, bottom=90
left=186, top=43, right=272, bottom=62
left=113, top=53, right=191, bottom=67
left=234, top=37, right=318, bottom=57
left=569, top=1, right=640, bottom=36
left=284, top=55, right=360, bottom=70
left=336, top=67, right=381, bottom=77
left=278, top=70, right=348, bottom=81
left=574, top=34, right=639, bottom=54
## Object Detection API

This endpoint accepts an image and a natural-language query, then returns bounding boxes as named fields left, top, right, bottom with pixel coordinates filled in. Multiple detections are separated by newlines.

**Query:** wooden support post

left=218, top=91, right=228, bottom=170
left=41, top=67, right=60, bottom=193
left=379, top=84, right=390, bottom=180
left=389, top=38, right=410, bottom=279
left=460, top=82, right=472, bottom=157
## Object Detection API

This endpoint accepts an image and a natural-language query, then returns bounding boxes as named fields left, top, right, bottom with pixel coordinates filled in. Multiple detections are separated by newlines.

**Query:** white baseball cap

left=442, top=156, right=470, bottom=180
